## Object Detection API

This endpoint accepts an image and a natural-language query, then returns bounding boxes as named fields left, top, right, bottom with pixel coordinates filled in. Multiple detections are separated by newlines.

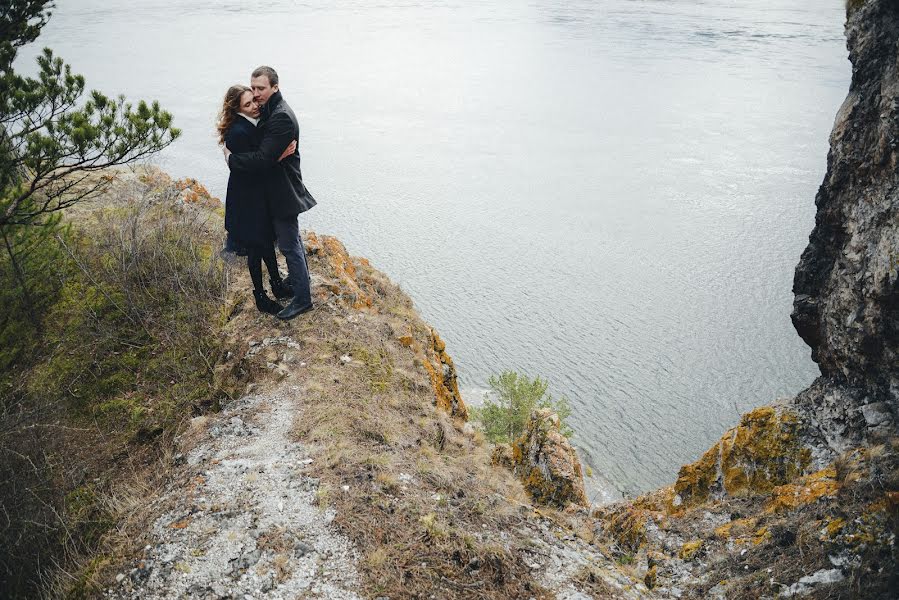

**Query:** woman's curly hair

left=216, top=84, right=251, bottom=146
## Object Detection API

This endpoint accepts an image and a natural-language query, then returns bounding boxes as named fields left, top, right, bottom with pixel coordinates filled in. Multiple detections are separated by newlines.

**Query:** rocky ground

left=105, top=376, right=362, bottom=599
left=93, top=231, right=651, bottom=599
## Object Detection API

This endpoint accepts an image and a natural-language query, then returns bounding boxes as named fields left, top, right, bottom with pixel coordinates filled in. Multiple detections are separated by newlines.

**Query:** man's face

left=250, top=75, right=278, bottom=106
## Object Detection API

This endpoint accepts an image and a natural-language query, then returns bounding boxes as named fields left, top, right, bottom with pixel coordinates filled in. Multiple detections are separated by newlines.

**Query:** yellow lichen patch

left=714, top=517, right=758, bottom=540
left=752, top=526, right=770, bottom=545
left=397, top=334, right=414, bottom=347
left=304, top=232, right=374, bottom=310
left=673, top=406, right=811, bottom=509
left=766, top=466, right=840, bottom=513
left=422, top=330, right=468, bottom=421
left=679, top=539, right=703, bottom=560
left=821, top=517, right=846, bottom=540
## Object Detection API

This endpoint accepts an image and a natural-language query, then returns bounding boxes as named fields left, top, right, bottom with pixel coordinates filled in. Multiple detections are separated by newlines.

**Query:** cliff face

left=791, top=0, right=899, bottom=438
left=593, top=4, right=899, bottom=598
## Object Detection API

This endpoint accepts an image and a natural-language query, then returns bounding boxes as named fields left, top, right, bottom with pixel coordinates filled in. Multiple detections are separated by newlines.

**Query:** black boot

left=276, top=297, right=313, bottom=321
left=253, top=290, right=282, bottom=315
left=270, top=276, right=294, bottom=300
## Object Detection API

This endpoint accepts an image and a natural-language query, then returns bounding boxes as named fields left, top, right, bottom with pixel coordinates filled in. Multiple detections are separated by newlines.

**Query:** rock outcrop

left=592, top=4, right=899, bottom=597
left=791, top=0, right=899, bottom=450
left=672, top=405, right=811, bottom=508
left=423, top=330, right=469, bottom=421
left=509, top=409, right=589, bottom=508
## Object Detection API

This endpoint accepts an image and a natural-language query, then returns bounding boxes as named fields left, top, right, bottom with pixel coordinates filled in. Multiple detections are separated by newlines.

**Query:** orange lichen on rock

left=820, top=517, right=846, bottom=540
left=672, top=406, right=811, bottom=510
left=766, top=465, right=840, bottom=513
left=422, top=330, right=468, bottom=421
left=303, top=231, right=373, bottom=310
left=510, top=409, right=588, bottom=509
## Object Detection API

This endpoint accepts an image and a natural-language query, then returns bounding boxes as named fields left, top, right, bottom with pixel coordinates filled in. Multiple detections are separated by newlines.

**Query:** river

left=17, top=0, right=850, bottom=499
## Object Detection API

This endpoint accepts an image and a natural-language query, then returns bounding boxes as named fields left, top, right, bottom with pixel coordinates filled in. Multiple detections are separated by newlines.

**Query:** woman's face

left=237, top=90, right=259, bottom=119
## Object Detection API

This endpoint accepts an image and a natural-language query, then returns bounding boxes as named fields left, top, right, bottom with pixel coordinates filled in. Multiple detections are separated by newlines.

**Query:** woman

left=216, top=84, right=295, bottom=314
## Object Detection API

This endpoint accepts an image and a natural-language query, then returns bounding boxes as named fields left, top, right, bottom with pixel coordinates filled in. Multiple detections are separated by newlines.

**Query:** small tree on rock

left=473, top=370, right=573, bottom=444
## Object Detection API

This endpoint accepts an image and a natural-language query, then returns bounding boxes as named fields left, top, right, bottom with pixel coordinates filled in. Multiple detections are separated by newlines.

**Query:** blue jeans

left=272, top=216, right=312, bottom=305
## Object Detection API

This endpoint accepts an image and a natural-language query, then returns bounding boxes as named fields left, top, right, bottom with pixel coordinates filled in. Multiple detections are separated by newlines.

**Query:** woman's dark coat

left=224, top=116, right=275, bottom=248
left=227, top=91, right=316, bottom=218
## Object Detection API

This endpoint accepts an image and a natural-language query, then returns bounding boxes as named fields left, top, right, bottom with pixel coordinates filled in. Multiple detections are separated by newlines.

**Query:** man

left=224, top=65, right=316, bottom=320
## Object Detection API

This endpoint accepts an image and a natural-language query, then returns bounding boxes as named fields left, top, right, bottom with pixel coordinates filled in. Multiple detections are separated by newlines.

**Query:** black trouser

left=272, top=215, right=312, bottom=305
left=246, top=244, right=280, bottom=293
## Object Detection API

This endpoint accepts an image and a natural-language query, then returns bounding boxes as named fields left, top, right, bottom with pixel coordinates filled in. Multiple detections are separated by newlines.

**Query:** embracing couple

left=216, top=65, right=315, bottom=321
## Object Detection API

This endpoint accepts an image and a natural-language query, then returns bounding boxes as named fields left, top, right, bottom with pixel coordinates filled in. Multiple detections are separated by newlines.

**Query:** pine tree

left=0, top=0, right=180, bottom=336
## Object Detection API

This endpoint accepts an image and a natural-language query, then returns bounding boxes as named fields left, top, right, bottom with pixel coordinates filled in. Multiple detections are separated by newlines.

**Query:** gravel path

left=107, top=383, right=361, bottom=599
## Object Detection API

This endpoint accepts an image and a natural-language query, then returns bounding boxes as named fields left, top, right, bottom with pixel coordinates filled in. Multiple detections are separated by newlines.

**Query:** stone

left=422, top=330, right=469, bottom=420
left=791, top=0, right=899, bottom=413
left=782, top=568, right=845, bottom=597
left=510, top=409, right=588, bottom=508
left=861, top=402, right=893, bottom=427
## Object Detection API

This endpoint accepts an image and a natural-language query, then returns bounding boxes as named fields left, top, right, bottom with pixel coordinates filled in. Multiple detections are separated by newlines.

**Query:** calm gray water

left=19, top=0, right=849, bottom=498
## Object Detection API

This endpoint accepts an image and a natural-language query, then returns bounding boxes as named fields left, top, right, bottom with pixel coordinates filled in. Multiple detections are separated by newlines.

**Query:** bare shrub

left=0, top=172, right=232, bottom=597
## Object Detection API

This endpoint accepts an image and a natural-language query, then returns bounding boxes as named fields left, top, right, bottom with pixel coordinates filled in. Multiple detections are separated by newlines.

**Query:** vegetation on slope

left=0, top=171, right=233, bottom=597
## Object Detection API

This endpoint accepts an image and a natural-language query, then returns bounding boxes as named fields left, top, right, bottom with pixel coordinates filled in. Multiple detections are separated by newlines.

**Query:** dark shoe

left=253, top=290, right=282, bottom=315
left=277, top=298, right=313, bottom=321
left=270, top=277, right=294, bottom=300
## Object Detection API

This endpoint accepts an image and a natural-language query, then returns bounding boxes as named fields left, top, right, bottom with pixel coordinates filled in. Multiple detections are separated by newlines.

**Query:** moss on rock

left=673, top=406, right=811, bottom=509
left=509, top=409, right=588, bottom=508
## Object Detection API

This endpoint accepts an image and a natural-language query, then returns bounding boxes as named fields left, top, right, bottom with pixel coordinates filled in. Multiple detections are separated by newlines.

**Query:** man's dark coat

left=227, top=90, right=316, bottom=218
left=223, top=116, right=274, bottom=248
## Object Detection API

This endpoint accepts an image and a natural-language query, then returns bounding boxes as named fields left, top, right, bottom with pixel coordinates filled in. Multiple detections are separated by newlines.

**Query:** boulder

left=511, top=409, right=588, bottom=508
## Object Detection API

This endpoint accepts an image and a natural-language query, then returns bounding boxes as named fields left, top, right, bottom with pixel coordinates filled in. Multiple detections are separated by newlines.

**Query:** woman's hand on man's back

left=278, top=140, right=297, bottom=162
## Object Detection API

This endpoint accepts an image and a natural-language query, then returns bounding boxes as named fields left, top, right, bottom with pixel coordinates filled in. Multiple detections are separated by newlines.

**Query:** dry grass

left=0, top=167, right=235, bottom=598
left=215, top=237, right=552, bottom=598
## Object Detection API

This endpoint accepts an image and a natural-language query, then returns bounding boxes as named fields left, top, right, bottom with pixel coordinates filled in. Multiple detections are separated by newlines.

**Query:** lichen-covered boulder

left=422, top=330, right=468, bottom=421
left=304, top=231, right=373, bottom=309
left=511, top=409, right=588, bottom=508
left=672, top=406, right=811, bottom=509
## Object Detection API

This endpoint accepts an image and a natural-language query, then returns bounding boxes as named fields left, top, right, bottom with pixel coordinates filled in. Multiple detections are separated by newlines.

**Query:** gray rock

left=790, top=0, right=899, bottom=426
left=228, top=548, right=261, bottom=576
left=294, top=541, right=315, bottom=558
left=861, top=402, right=893, bottom=427
left=782, top=568, right=845, bottom=597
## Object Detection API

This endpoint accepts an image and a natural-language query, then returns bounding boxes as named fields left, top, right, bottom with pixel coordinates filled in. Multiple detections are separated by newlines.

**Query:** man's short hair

left=251, top=66, right=279, bottom=87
